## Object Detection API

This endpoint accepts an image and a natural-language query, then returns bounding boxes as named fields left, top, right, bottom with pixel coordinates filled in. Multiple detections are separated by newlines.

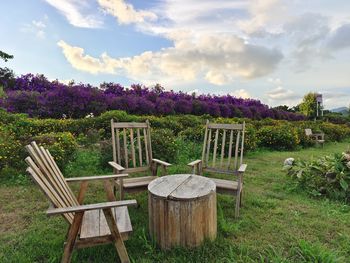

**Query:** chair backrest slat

left=137, top=129, right=143, bottom=166
left=111, top=120, right=153, bottom=169
left=26, top=165, right=73, bottom=223
left=130, top=129, right=136, bottom=167
left=212, top=129, right=219, bottom=167
left=123, top=128, right=128, bottom=169
left=226, top=130, right=234, bottom=169
left=220, top=129, right=226, bottom=168
left=143, top=128, right=149, bottom=165
left=44, top=148, right=79, bottom=206
left=25, top=141, right=80, bottom=223
left=202, top=120, right=245, bottom=173
left=201, top=120, right=209, bottom=162
left=233, top=131, right=241, bottom=170
left=205, top=128, right=212, bottom=165
left=26, top=143, right=76, bottom=207
left=146, top=120, right=153, bottom=161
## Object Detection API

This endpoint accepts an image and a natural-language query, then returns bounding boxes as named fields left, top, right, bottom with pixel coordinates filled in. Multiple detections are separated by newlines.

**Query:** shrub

left=151, top=128, right=179, bottom=163
left=2, top=73, right=306, bottom=120
left=31, top=132, right=78, bottom=168
left=319, top=122, right=350, bottom=141
left=0, top=127, right=23, bottom=173
left=257, top=125, right=300, bottom=150
left=285, top=150, right=350, bottom=202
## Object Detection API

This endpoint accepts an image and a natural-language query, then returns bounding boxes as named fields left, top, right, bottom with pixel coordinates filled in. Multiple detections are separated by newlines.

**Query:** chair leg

left=61, top=212, right=84, bottom=263
left=235, top=191, right=240, bottom=218
left=103, top=208, right=130, bottom=263
left=239, top=189, right=243, bottom=207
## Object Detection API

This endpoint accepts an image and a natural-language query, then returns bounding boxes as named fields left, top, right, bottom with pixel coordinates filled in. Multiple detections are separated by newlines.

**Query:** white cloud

left=57, top=40, right=120, bottom=74
left=58, top=34, right=283, bottom=85
left=230, top=89, right=251, bottom=99
left=98, top=0, right=157, bottom=24
left=237, top=0, right=288, bottom=35
left=45, top=0, right=103, bottom=28
left=21, top=17, right=48, bottom=39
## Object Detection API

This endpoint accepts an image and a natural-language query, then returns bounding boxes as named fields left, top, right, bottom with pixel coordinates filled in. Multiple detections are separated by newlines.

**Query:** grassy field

left=1, top=140, right=350, bottom=262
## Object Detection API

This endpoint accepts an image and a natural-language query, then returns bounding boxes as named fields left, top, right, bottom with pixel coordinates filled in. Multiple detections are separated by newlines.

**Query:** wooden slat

left=26, top=160, right=73, bottom=223
left=226, top=130, right=234, bottom=169
left=146, top=120, right=153, bottom=161
left=204, top=167, right=236, bottom=175
left=123, top=166, right=149, bottom=174
left=26, top=166, right=73, bottom=223
left=44, top=148, right=79, bottom=206
left=137, top=129, right=143, bottom=167
left=115, top=176, right=157, bottom=189
left=26, top=145, right=71, bottom=207
left=111, top=119, right=117, bottom=163
left=123, top=128, right=128, bottom=169
left=116, top=129, right=121, bottom=165
left=220, top=130, right=226, bottom=167
left=188, top=160, right=202, bottom=166
left=108, top=161, right=125, bottom=171
left=152, top=159, right=171, bottom=166
left=212, top=129, right=219, bottom=167
left=113, top=122, right=148, bottom=128
left=66, top=174, right=129, bottom=182
left=205, top=129, right=212, bottom=166
left=234, top=131, right=241, bottom=170
left=207, top=123, right=243, bottom=130
left=39, top=145, right=78, bottom=206
left=130, top=129, right=136, bottom=167
left=240, top=122, right=245, bottom=166
left=47, top=200, right=137, bottom=215
left=143, top=128, right=149, bottom=164
left=99, top=209, right=110, bottom=236
left=80, top=210, right=100, bottom=239
left=27, top=144, right=77, bottom=208
left=201, top=120, right=209, bottom=162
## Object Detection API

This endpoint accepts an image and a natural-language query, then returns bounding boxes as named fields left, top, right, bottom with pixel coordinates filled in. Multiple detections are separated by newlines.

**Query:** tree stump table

left=148, top=174, right=217, bottom=250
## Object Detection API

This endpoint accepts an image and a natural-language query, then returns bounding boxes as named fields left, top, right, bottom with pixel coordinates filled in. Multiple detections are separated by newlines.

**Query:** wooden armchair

left=187, top=120, right=247, bottom=218
left=109, top=119, right=171, bottom=200
left=25, top=141, right=137, bottom=263
left=305, top=128, right=325, bottom=147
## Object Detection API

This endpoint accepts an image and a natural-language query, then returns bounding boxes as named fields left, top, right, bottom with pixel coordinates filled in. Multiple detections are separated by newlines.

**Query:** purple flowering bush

left=1, top=73, right=306, bottom=120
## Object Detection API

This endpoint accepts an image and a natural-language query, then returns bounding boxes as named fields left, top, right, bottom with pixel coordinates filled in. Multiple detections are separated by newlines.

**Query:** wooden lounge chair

left=305, top=128, right=325, bottom=147
left=25, top=141, right=137, bottom=263
left=109, top=119, right=171, bottom=200
left=187, top=120, right=247, bottom=218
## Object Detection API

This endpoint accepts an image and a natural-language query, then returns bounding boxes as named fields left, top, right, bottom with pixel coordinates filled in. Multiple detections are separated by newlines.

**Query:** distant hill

left=331, top=107, right=349, bottom=115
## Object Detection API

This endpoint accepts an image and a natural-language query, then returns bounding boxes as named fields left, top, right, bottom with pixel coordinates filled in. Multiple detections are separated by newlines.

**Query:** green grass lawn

left=1, top=141, right=350, bottom=262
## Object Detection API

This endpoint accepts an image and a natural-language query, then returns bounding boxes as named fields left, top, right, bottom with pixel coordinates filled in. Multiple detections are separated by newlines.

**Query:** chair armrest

left=46, top=200, right=137, bottom=216
left=187, top=160, right=202, bottom=167
left=152, top=158, right=171, bottom=166
left=238, top=164, right=247, bottom=173
left=65, top=174, right=129, bottom=182
left=108, top=161, right=125, bottom=171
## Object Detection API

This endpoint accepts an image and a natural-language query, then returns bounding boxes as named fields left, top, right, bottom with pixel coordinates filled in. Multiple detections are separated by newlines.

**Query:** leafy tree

left=0, top=51, right=13, bottom=62
left=0, top=51, right=15, bottom=90
left=299, top=92, right=320, bottom=118
left=273, top=105, right=295, bottom=112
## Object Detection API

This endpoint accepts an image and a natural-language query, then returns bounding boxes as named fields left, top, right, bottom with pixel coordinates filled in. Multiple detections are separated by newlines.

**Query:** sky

left=1, top=0, right=350, bottom=109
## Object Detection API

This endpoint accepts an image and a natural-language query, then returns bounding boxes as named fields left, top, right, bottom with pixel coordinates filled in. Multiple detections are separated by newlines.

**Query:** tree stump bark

left=148, top=174, right=217, bottom=250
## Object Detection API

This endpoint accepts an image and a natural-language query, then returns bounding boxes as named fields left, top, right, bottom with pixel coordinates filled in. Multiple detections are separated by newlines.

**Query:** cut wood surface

left=148, top=174, right=217, bottom=250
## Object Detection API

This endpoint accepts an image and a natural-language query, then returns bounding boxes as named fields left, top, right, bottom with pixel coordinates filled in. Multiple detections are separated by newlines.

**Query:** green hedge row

left=1, top=109, right=350, bottom=178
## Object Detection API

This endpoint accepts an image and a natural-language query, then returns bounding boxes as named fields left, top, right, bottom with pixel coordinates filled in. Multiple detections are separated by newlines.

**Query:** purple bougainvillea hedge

left=0, top=73, right=305, bottom=120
